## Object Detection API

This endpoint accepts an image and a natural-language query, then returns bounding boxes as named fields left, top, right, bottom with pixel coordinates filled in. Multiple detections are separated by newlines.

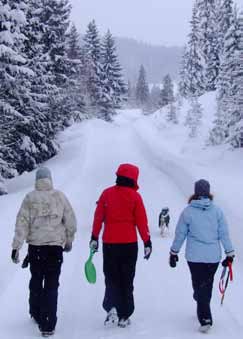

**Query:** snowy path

left=0, top=110, right=243, bottom=339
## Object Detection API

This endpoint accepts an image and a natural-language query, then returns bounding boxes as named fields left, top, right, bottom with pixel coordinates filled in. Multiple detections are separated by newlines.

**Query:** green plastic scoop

left=84, top=249, right=96, bottom=284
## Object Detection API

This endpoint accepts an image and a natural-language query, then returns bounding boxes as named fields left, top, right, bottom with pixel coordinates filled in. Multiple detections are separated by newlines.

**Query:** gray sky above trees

left=70, top=0, right=242, bottom=46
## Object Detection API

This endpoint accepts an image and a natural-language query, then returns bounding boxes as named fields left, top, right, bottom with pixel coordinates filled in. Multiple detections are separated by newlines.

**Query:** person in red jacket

left=90, top=163, right=152, bottom=328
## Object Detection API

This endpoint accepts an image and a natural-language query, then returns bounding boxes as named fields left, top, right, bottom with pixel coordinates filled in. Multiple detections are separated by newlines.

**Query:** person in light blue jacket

left=169, top=179, right=234, bottom=333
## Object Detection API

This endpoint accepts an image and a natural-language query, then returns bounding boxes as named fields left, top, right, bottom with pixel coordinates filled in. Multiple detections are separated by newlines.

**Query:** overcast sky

left=70, top=0, right=243, bottom=46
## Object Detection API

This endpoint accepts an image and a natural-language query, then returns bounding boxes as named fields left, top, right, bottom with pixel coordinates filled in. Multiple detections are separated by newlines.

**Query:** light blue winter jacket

left=171, top=199, right=234, bottom=263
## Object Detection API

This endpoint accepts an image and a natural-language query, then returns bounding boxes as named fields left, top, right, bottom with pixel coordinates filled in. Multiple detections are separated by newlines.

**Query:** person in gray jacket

left=11, top=167, right=77, bottom=337
left=169, top=179, right=234, bottom=333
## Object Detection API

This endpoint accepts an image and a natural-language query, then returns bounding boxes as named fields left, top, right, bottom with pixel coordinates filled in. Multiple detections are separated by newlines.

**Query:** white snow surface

left=0, top=101, right=243, bottom=338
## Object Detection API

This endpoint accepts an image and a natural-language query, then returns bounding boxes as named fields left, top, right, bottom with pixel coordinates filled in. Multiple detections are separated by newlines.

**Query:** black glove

left=222, top=255, right=234, bottom=267
left=89, top=235, right=99, bottom=252
left=169, top=252, right=179, bottom=268
left=64, top=242, right=72, bottom=252
left=11, top=249, right=20, bottom=264
left=144, top=239, right=152, bottom=260
left=22, top=254, right=29, bottom=268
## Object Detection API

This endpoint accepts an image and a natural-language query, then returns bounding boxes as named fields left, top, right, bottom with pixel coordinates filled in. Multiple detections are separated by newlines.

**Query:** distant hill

left=115, top=37, right=182, bottom=84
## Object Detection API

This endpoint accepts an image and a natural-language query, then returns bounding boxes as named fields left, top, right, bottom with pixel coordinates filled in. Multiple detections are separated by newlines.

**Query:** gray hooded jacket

left=12, top=177, right=77, bottom=250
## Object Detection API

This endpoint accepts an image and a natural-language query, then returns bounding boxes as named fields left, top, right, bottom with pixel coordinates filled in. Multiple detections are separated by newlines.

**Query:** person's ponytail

left=188, top=193, right=214, bottom=204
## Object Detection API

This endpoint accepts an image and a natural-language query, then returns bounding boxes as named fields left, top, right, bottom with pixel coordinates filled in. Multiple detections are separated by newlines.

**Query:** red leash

left=219, top=262, right=233, bottom=305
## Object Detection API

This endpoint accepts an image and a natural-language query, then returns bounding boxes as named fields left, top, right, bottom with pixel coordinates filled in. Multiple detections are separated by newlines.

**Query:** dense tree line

left=0, top=1, right=126, bottom=193
left=179, top=0, right=243, bottom=146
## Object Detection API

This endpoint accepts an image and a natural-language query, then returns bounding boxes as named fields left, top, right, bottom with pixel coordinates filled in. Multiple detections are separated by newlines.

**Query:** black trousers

left=103, top=243, right=138, bottom=320
left=28, top=245, right=63, bottom=332
left=188, top=262, right=219, bottom=326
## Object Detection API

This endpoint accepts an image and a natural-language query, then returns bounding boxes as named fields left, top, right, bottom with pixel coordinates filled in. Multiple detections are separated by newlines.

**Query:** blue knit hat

left=194, top=179, right=210, bottom=196
left=36, top=167, right=52, bottom=181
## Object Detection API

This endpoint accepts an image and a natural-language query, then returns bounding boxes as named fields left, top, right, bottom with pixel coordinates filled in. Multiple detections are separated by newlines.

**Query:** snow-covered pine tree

left=227, top=11, right=243, bottom=147
left=0, top=0, right=37, bottom=175
left=79, top=43, right=91, bottom=112
left=159, top=74, right=175, bottom=107
left=15, top=0, right=60, bottom=172
left=223, top=5, right=240, bottom=66
left=66, top=23, right=86, bottom=122
left=150, top=85, right=161, bottom=111
left=101, top=30, right=127, bottom=116
left=184, top=3, right=205, bottom=97
left=218, top=0, right=234, bottom=57
left=135, top=65, right=150, bottom=112
left=208, top=97, right=230, bottom=145
left=210, top=5, right=240, bottom=145
left=197, top=0, right=220, bottom=91
left=42, top=0, right=71, bottom=87
left=0, top=0, right=78, bottom=179
left=178, top=46, right=190, bottom=98
left=67, top=23, right=82, bottom=60
left=185, top=96, right=203, bottom=138
left=205, top=23, right=221, bottom=91
left=41, top=0, right=73, bottom=129
left=83, top=20, right=106, bottom=118
left=0, top=1, right=16, bottom=178
left=0, top=0, right=100, bottom=188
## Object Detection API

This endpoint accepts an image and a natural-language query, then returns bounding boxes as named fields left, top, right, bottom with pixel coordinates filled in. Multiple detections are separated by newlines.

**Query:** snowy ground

left=0, top=104, right=243, bottom=339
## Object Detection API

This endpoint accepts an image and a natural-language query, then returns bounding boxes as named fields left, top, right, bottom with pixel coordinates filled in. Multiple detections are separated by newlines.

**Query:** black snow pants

left=188, top=262, right=219, bottom=326
left=28, top=245, right=63, bottom=332
left=103, top=242, right=138, bottom=320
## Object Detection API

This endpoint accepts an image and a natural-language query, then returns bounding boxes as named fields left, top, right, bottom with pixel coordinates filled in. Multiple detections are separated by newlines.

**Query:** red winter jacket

left=91, top=164, right=150, bottom=244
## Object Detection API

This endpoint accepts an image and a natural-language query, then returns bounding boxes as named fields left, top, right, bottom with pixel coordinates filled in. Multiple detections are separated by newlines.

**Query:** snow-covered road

left=0, top=110, right=242, bottom=339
